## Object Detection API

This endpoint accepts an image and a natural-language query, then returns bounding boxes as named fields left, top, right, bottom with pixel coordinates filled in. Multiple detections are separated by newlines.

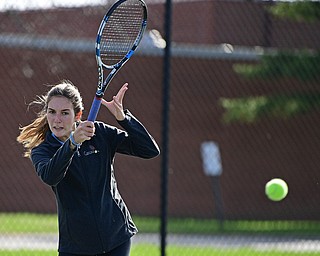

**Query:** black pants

left=59, top=239, right=131, bottom=256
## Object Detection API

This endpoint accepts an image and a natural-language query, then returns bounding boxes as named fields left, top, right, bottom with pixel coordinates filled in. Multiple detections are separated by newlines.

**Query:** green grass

left=1, top=246, right=320, bottom=256
left=0, top=213, right=57, bottom=233
left=1, top=213, right=320, bottom=255
left=1, top=213, right=320, bottom=235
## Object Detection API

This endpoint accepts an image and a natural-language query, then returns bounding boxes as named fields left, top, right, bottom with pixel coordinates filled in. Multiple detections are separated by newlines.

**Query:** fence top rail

left=0, top=32, right=268, bottom=60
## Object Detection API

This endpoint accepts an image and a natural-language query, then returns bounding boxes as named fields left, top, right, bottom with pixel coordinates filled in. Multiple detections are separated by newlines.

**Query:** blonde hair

left=17, top=80, right=84, bottom=157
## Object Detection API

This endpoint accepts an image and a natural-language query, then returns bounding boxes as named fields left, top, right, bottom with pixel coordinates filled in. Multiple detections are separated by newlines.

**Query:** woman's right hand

left=72, top=121, right=95, bottom=144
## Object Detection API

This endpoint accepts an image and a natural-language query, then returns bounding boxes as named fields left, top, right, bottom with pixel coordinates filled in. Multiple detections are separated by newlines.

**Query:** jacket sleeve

left=116, top=110, right=160, bottom=159
left=31, top=140, right=76, bottom=186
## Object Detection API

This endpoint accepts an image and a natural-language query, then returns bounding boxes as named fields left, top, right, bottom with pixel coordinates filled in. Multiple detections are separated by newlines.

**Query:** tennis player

left=17, top=80, right=160, bottom=256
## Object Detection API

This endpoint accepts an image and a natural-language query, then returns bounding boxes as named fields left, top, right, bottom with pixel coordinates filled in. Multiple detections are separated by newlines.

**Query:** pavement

left=1, top=233, right=320, bottom=252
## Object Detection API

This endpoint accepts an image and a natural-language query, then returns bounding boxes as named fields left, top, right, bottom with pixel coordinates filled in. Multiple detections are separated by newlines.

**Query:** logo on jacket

left=83, top=145, right=100, bottom=156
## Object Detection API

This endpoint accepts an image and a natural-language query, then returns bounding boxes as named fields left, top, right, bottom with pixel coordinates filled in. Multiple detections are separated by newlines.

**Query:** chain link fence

left=1, top=0, right=320, bottom=255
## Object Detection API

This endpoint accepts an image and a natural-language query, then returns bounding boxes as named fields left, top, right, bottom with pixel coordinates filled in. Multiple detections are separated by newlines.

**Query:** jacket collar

left=51, top=132, right=64, bottom=145
left=45, top=131, right=65, bottom=147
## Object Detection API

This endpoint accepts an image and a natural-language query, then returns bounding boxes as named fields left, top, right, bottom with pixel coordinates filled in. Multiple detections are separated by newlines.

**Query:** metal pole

left=211, top=176, right=224, bottom=230
left=160, top=0, right=172, bottom=256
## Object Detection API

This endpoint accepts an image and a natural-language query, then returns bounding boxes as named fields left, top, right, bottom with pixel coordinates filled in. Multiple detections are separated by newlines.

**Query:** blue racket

left=87, top=0, right=148, bottom=121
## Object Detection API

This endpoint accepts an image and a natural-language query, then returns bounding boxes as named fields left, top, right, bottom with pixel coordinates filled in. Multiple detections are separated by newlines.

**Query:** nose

left=54, top=114, right=62, bottom=123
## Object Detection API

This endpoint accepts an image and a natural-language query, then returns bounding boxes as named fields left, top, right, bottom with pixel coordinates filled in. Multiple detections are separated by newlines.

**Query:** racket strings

left=100, top=1, right=144, bottom=66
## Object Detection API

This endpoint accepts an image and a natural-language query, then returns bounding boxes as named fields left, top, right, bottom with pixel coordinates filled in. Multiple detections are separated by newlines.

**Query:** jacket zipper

left=78, top=148, right=107, bottom=253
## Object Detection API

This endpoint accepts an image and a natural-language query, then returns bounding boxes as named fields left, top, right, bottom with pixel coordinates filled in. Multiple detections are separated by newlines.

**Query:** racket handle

left=87, top=96, right=102, bottom=122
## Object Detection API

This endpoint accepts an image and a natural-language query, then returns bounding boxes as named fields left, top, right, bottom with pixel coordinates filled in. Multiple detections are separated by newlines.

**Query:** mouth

left=53, top=126, right=64, bottom=132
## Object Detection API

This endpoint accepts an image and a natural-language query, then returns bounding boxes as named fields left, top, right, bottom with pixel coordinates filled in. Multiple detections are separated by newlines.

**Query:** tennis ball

left=265, top=178, right=288, bottom=201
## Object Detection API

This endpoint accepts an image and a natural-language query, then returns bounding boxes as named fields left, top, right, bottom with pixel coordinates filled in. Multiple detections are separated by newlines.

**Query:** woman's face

left=47, top=96, right=77, bottom=142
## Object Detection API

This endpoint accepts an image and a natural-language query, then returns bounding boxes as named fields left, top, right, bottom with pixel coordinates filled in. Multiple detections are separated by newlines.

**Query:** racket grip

left=87, top=97, right=102, bottom=122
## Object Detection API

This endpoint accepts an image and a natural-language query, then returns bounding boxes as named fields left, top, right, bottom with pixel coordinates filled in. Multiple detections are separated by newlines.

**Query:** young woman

left=17, top=80, right=160, bottom=256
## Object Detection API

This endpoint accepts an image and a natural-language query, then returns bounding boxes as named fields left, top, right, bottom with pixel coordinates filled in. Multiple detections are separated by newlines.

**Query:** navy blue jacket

left=31, top=110, right=160, bottom=254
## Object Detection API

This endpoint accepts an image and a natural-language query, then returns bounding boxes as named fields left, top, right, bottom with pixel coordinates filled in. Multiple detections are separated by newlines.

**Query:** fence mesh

left=1, top=0, right=320, bottom=255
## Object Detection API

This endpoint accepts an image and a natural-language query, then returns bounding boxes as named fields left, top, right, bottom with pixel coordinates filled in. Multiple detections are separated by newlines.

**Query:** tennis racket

left=87, top=0, right=148, bottom=121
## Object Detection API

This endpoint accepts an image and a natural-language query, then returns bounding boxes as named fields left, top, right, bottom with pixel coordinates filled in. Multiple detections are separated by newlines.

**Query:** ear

left=75, top=110, right=82, bottom=121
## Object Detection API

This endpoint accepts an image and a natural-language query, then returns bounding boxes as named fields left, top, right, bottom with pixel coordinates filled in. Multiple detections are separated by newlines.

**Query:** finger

left=113, top=95, right=121, bottom=105
left=83, top=121, right=94, bottom=128
left=120, top=83, right=129, bottom=91
left=78, top=121, right=95, bottom=137
left=101, top=98, right=108, bottom=107
left=117, top=83, right=128, bottom=103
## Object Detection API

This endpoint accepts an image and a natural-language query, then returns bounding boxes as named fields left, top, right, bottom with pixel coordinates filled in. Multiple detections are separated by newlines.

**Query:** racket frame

left=87, top=0, right=147, bottom=121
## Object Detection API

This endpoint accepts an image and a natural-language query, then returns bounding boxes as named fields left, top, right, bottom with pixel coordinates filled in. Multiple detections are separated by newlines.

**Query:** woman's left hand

left=101, top=83, right=128, bottom=121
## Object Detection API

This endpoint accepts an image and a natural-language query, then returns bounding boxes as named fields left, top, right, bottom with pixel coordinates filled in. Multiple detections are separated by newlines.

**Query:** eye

left=48, top=109, right=55, bottom=114
left=62, top=111, right=69, bottom=116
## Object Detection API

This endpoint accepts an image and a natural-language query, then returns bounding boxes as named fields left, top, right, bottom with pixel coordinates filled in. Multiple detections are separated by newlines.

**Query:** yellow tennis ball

left=265, top=178, right=288, bottom=201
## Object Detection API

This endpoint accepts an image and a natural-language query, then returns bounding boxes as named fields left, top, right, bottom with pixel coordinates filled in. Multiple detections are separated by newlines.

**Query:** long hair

left=17, top=80, right=84, bottom=157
